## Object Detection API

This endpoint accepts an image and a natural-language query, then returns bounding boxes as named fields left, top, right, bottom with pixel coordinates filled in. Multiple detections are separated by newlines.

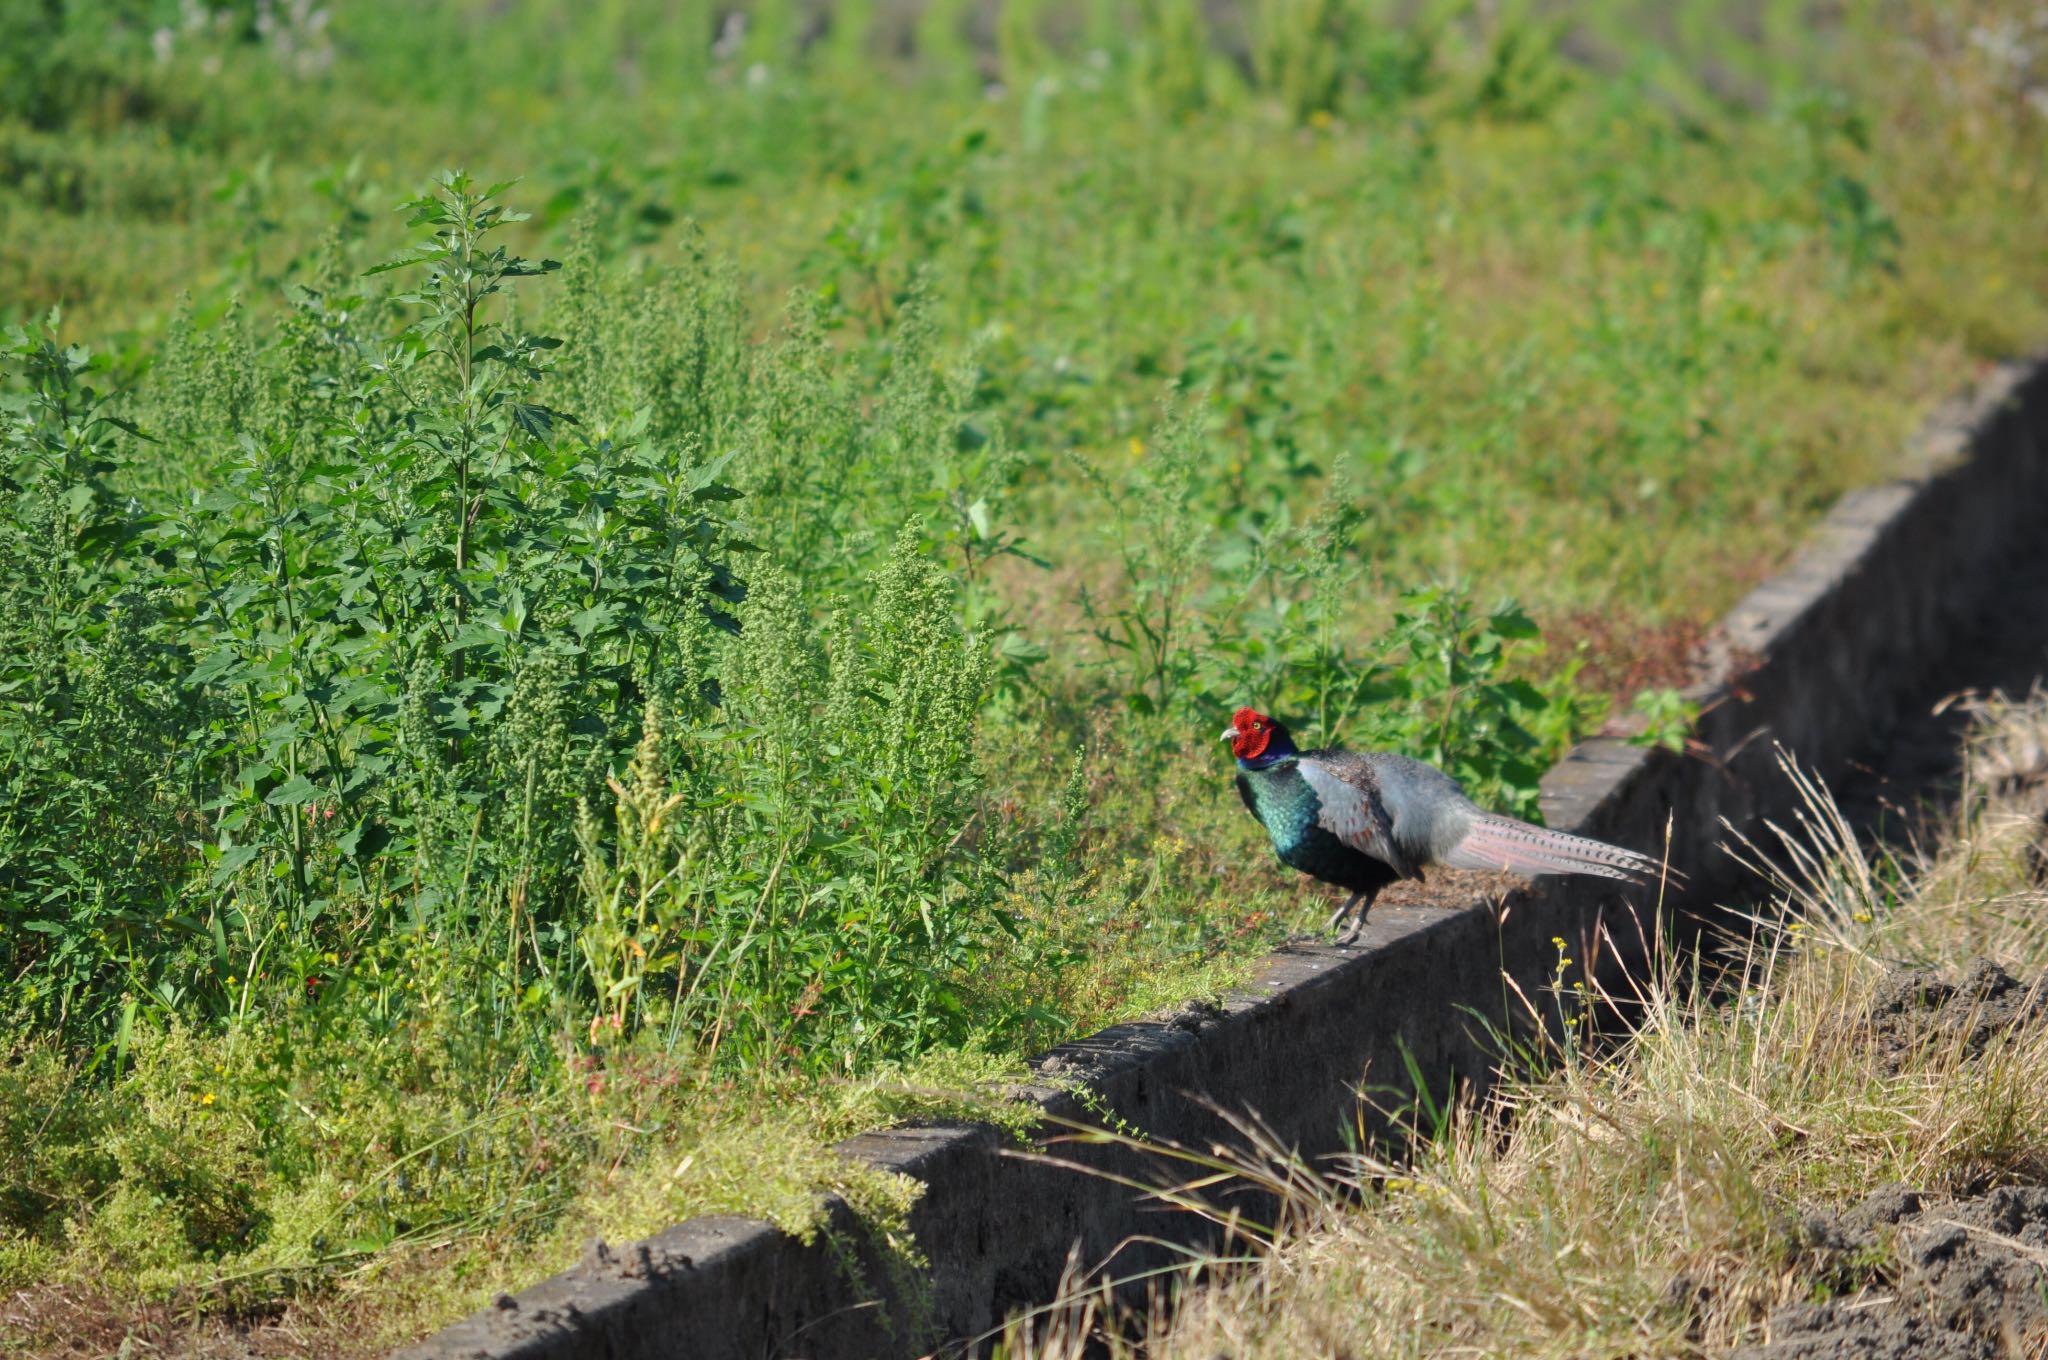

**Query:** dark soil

left=1734, top=961, right=2048, bottom=1360
left=1736, top=1184, right=2048, bottom=1359
left=1866, top=959, right=2048, bottom=1071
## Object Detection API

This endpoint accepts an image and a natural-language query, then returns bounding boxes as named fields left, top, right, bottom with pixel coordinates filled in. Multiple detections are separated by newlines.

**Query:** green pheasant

left=1225, top=706, right=1661, bottom=943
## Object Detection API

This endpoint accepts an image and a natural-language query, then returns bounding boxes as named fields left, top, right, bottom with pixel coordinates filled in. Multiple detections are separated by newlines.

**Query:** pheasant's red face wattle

left=1228, top=706, right=1274, bottom=760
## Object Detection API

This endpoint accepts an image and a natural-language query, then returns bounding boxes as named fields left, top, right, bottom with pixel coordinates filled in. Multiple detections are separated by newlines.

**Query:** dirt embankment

left=1736, top=961, right=2048, bottom=1360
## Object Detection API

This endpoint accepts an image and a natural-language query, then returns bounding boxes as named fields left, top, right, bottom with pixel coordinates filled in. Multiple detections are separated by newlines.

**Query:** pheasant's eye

left=1252, top=721, right=1264, bottom=731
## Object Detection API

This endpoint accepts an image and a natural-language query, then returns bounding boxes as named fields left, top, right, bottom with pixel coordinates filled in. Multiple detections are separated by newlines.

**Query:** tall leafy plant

left=4, top=175, right=753, bottom=1037
left=0, top=320, right=185, bottom=1027
left=576, top=529, right=1015, bottom=1074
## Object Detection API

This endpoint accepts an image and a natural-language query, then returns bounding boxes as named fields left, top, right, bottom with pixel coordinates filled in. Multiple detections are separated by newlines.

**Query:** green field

left=4, top=0, right=2046, bottom=1351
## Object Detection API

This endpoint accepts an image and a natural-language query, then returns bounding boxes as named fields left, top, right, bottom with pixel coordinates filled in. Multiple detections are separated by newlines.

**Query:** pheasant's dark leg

left=1324, top=890, right=1364, bottom=940
left=1334, top=888, right=1380, bottom=945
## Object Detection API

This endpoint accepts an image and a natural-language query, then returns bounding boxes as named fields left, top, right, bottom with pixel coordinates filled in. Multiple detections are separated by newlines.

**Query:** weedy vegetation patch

left=4, top=0, right=2048, bottom=1351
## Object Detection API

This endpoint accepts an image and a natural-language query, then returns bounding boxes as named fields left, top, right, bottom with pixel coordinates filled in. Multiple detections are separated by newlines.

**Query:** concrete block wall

left=398, top=358, right=2048, bottom=1360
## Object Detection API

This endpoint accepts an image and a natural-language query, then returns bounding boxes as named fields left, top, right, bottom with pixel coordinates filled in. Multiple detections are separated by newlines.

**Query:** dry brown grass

left=1000, top=692, right=2048, bottom=1359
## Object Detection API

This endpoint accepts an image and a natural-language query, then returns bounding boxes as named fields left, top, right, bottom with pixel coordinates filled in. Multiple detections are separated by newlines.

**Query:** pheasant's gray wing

left=1296, top=753, right=1419, bottom=879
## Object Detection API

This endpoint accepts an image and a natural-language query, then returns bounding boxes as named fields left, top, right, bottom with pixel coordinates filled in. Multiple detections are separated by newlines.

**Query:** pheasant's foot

left=1332, top=894, right=1376, bottom=946
left=1324, top=891, right=1363, bottom=938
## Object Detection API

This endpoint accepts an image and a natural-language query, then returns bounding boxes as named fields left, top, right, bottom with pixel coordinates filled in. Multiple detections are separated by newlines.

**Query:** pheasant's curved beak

left=1219, top=725, right=1239, bottom=743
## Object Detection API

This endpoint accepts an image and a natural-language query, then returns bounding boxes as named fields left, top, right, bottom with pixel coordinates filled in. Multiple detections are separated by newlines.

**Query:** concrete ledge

left=396, top=358, right=2048, bottom=1360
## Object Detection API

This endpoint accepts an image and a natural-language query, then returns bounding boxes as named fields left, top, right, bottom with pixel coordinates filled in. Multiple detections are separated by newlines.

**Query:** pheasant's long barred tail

left=1443, top=815, right=1662, bottom=883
